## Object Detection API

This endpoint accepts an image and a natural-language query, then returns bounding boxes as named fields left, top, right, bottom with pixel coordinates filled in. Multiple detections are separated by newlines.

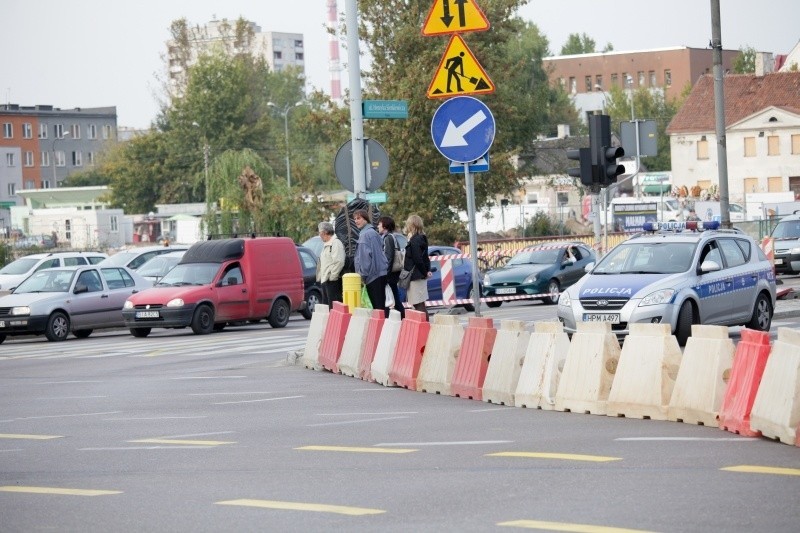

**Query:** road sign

left=362, top=100, right=408, bottom=119
left=427, top=34, right=494, bottom=99
left=449, top=153, right=489, bottom=174
left=422, top=0, right=490, bottom=36
left=346, top=192, right=388, bottom=204
left=431, top=96, right=495, bottom=163
left=334, top=138, right=390, bottom=192
left=620, top=119, right=658, bottom=157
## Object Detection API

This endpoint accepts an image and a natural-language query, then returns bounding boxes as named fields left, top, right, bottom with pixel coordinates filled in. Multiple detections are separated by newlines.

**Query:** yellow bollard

left=342, top=273, right=362, bottom=313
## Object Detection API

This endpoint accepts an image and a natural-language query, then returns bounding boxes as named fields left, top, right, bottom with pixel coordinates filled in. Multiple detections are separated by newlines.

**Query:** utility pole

left=711, top=0, right=731, bottom=228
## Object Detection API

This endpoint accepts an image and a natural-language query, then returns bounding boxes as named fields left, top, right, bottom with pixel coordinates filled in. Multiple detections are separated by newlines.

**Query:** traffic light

left=566, top=147, right=593, bottom=188
left=589, top=114, right=625, bottom=186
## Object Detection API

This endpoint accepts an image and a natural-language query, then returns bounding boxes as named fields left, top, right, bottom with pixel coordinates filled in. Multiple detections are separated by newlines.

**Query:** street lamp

left=267, top=101, right=305, bottom=188
left=52, top=130, right=71, bottom=185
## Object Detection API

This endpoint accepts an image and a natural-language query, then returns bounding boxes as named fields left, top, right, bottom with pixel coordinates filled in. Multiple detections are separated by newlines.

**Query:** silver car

left=556, top=223, right=776, bottom=346
left=0, top=265, right=150, bottom=343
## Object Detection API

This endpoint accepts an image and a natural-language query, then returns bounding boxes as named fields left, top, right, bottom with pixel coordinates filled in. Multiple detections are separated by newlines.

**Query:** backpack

left=390, top=234, right=405, bottom=273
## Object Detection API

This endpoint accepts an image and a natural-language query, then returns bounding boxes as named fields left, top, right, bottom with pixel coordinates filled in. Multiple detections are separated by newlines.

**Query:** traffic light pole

left=464, top=164, right=482, bottom=317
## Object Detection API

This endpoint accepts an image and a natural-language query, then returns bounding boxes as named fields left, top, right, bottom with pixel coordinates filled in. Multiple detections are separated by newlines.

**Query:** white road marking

left=307, top=416, right=409, bottom=427
left=169, top=376, right=247, bottom=380
left=35, top=395, right=107, bottom=400
left=375, top=440, right=513, bottom=446
left=36, top=380, right=103, bottom=384
left=104, top=416, right=207, bottom=421
left=317, top=412, right=418, bottom=416
left=214, top=395, right=303, bottom=405
left=616, top=437, right=760, bottom=442
left=0, top=411, right=120, bottom=422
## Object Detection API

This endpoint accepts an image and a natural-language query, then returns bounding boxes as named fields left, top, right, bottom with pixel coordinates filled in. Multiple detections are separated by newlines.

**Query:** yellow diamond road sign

left=422, top=0, right=490, bottom=36
left=427, top=34, right=495, bottom=99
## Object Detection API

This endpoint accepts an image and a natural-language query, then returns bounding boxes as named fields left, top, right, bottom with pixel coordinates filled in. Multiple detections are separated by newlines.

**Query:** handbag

left=390, top=235, right=405, bottom=273
left=384, top=284, right=395, bottom=308
left=398, top=268, right=413, bottom=290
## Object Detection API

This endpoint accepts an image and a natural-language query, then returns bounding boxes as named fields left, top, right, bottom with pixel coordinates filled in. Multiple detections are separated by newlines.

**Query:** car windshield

left=14, top=269, right=76, bottom=293
left=101, top=251, right=140, bottom=267
left=664, top=198, right=680, bottom=211
left=771, top=220, right=800, bottom=239
left=506, top=247, right=561, bottom=266
left=156, top=262, right=221, bottom=286
left=0, top=257, right=40, bottom=275
left=138, top=256, right=181, bottom=277
left=593, top=242, right=696, bottom=275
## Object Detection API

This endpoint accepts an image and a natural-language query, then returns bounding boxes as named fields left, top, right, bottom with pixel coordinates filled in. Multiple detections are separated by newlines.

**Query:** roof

left=181, top=239, right=245, bottom=264
left=16, top=186, right=111, bottom=208
left=667, top=72, right=800, bottom=134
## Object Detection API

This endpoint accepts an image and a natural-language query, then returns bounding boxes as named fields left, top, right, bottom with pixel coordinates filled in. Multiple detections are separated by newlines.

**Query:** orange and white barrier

left=301, top=304, right=329, bottom=371
left=370, top=310, right=403, bottom=387
left=388, top=310, right=431, bottom=390
left=451, top=317, right=497, bottom=400
left=760, top=236, right=774, bottom=268
left=358, top=310, right=385, bottom=382
left=606, top=323, right=682, bottom=420
left=515, top=321, right=570, bottom=410
left=667, top=325, right=734, bottom=427
left=318, top=301, right=351, bottom=374
left=718, top=329, right=771, bottom=437
left=336, top=307, right=372, bottom=378
left=482, top=320, right=530, bottom=406
left=416, top=314, right=465, bottom=396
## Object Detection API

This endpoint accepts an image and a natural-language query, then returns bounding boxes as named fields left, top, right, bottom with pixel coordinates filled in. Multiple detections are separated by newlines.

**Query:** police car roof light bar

left=642, top=220, right=721, bottom=233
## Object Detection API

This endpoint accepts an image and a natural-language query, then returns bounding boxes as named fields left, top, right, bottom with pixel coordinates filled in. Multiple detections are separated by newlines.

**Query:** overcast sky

left=3, top=0, right=798, bottom=129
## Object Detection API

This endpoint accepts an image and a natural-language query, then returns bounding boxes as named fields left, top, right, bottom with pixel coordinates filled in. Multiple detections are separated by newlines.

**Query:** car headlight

left=11, top=306, right=30, bottom=316
left=523, top=273, right=538, bottom=284
left=483, top=273, right=491, bottom=285
left=639, top=289, right=675, bottom=307
left=789, top=247, right=800, bottom=255
left=558, top=291, right=571, bottom=307
left=166, top=298, right=185, bottom=308
left=123, top=300, right=134, bottom=310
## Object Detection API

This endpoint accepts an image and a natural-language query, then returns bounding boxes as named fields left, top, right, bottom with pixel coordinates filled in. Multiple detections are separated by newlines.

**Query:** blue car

left=398, top=245, right=480, bottom=311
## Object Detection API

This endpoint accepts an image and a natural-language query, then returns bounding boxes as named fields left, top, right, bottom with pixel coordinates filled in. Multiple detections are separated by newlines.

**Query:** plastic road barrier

left=482, top=320, right=530, bottom=406
left=388, top=309, right=431, bottom=390
left=417, top=314, right=465, bottom=396
left=318, top=301, right=351, bottom=373
left=451, top=317, right=497, bottom=401
left=515, top=321, right=570, bottom=410
left=359, top=309, right=386, bottom=382
left=337, top=307, right=372, bottom=378
left=718, top=328, right=772, bottom=437
left=300, top=303, right=330, bottom=371
left=371, top=310, right=403, bottom=387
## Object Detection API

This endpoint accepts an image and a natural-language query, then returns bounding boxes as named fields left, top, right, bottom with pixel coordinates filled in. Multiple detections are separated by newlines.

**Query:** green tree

left=560, top=32, right=596, bottom=55
left=732, top=45, right=757, bottom=74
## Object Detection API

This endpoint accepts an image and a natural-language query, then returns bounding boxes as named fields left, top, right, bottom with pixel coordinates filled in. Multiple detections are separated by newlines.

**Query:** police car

left=556, top=221, right=776, bottom=346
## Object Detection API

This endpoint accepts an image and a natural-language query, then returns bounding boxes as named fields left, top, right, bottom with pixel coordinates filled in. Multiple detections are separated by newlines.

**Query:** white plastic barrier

left=750, top=327, right=800, bottom=445
left=606, top=323, right=682, bottom=420
left=554, top=321, right=621, bottom=415
left=370, top=310, right=403, bottom=387
left=482, top=320, right=530, bottom=406
left=667, top=325, right=734, bottom=427
left=515, top=321, right=570, bottom=410
left=300, top=304, right=329, bottom=370
left=337, top=307, right=372, bottom=378
left=416, top=314, right=465, bottom=396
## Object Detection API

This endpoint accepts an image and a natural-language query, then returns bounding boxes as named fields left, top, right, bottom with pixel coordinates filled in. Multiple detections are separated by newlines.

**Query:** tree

left=732, top=45, right=757, bottom=74
left=560, top=32, right=597, bottom=55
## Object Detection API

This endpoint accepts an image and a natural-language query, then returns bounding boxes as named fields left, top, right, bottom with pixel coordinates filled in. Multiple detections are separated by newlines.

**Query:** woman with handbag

left=402, top=214, right=431, bottom=321
left=378, top=216, right=404, bottom=319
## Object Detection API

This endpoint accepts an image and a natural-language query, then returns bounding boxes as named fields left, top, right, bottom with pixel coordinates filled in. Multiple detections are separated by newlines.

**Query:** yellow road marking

left=0, top=486, right=122, bottom=496
left=0, top=433, right=63, bottom=440
left=216, top=499, right=384, bottom=516
left=129, top=438, right=235, bottom=446
left=722, top=465, right=800, bottom=476
left=488, top=452, right=621, bottom=462
left=498, top=519, right=656, bottom=532
left=295, top=445, right=417, bottom=454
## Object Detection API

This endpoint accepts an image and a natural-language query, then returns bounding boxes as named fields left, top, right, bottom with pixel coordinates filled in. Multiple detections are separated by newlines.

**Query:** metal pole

left=283, top=108, right=291, bottom=188
left=345, top=0, right=366, bottom=195
left=465, top=164, right=482, bottom=317
left=203, top=142, right=209, bottom=209
left=711, top=0, right=731, bottom=228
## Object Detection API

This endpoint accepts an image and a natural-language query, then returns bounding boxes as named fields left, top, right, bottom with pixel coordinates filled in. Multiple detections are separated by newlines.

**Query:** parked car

left=301, top=235, right=323, bottom=258
left=426, top=245, right=480, bottom=312
left=122, top=237, right=304, bottom=336
left=136, top=250, right=187, bottom=284
left=556, top=221, right=776, bottom=346
left=770, top=212, right=800, bottom=275
left=296, top=245, right=322, bottom=319
left=99, top=244, right=189, bottom=270
left=0, top=265, right=149, bottom=343
left=482, top=242, right=595, bottom=307
left=13, top=234, right=56, bottom=249
left=0, top=251, right=109, bottom=292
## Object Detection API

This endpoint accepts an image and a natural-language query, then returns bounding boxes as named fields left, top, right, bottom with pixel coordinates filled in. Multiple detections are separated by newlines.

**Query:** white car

left=99, top=245, right=188, bottom=270
left=0, top=251, right=108, bottom=292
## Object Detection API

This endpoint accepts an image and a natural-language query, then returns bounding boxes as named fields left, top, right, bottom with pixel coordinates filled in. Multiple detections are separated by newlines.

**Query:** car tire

left=130, top=328, right=151, bottom=338
left=544, top=280, right=560, bottom=305
left=675, top=301, right=695, bottom=347
left=45, top=311, right=70, bottom=342
left=73, top=329, right=93, bottom=339
left=746, top=292, right=773, bottom=332
left=268, top=299, right=291, bottom=328
left=191, top=304, right=215, bottom=335
left=213, top=323, right=226, bottom=332
left=0, top=333, right=5, bottom=344
left=301, top=288, right=322, bottom=320
left=486, top=301, right=502, bottom=308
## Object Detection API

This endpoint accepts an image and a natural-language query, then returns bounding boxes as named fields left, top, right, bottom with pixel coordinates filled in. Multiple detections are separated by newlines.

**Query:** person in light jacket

left=353, top=209, right=388, bottom=310
left=317, top=221, right=345, bottom=304
left=403, top=214, right=431, bottom=320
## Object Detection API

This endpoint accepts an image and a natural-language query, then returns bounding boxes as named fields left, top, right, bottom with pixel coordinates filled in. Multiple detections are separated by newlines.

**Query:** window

left=72, top=151, right=82, bottom=166
left=718, top=239, right=746, bottom=268
left=55, top=151, right=66, bottom=167
left=735, top=239, right=752, bottom=261
left=295, top=52, right=304, bottom=60
left=697, top=139, right=709, bottom=160
left=101, top=267, right=135, bottom=289
left=41, top=151, right=51, bottom=167
left=101, top=125, right=112, bottom=140
left=65, top=220, right=71, bottom=240
left=610, top=73, right=618, bottom=87
left=569, top=77, right=576, bottom=93
left=77, top=270, right=103, bottom=292
left=70, top=124, right=81, bottom=139
left=595, top=74, right=603, bottom=89
left=622, top=72, right=630, bottom=87
left=2, top=123, right=12, bottom=138
left=64, top=257, right=88, bottom=266
left=54, top=124, right=65, bottom=138
left=767, top=135, right=780, bottom=156
left=664, top=69, right=672, bottom=87
left=793, top=134, right=800, bottom=154
left=87, top=152, right=95, bottom=166
left=585, top=76, right=592, bottom=91
left=527, top=193, right=539, bottom=204
left=637, top=71, right=645, bottom=86
left=22, top=123, right=32, bottom=138
left=294, top=39, right=303, bottom=48
left=5, top=153, right=15, bottom=167
left=649, top=70, right=656, bottom=86
left=24, top=151, right=34, bottom=167
left=743, top=177, right=759, bottom=193
left=744, top=137, right=756, bottom=157
left=38, top=124, right=48, bottom=139
left=41, top=180, right=50, bottom=189
left=24, top=180, right=35, bottom=189
left=87, top=124, right=97, bottom=139
left=274, top=50, right=282, bottom=60
left=7, top=183, right=15, bottom=196
left=768, top=177, right=783, bottom=192
left=36, top=259, right=60, bottom=271
left=110, top=215, right=118, bottom=232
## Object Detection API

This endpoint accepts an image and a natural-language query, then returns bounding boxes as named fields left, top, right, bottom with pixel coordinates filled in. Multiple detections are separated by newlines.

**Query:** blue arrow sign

left=449, top=153, right=489, bottom=174
left=431, top=96, right=495, bottom=163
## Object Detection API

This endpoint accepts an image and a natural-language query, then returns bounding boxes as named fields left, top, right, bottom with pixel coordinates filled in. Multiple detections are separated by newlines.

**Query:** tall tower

left=326, top=0, right=342, bottom=102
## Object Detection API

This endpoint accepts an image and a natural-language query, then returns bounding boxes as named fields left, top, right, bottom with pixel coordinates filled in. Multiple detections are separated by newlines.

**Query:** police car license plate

left=496, top=288, right=516, bottom=294
left=583, top=313, right=620, bottom=323
left=774, top=258, right=783, bottom=265
left=136, top=311, right=160, bottom=319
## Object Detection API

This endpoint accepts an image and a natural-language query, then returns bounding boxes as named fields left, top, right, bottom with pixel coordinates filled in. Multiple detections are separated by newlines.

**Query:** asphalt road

left=1, top=317, right=799, bottom=532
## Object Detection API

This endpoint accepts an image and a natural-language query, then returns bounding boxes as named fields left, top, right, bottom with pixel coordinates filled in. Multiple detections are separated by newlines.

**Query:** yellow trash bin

left=342, top=273, right=362, bottom=313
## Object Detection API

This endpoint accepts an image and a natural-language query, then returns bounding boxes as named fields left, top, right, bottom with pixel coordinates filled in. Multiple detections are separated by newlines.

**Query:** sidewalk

left=774, top=292, right=800, bottom=320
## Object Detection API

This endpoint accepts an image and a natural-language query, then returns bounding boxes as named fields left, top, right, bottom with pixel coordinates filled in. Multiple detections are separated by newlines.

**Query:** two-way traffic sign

left=422, top=0, right=490, bottom=36
left=431, top=96, right=495, bottom=163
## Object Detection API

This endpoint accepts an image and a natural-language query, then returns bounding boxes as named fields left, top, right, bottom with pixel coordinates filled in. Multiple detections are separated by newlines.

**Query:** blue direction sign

left=431, top=96, right=495, bottom=163
left=449, top=153, right=489, bottom=174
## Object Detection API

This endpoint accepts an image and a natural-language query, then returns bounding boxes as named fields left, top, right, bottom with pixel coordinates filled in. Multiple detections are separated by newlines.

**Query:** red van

left=122, top=237, right=303, bottom=336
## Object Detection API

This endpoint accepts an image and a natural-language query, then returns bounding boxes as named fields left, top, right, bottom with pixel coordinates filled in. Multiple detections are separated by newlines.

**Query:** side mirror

left=584, top=262, right=595, bottom=273
left=74, top=283, right=88, bottom=294
left=699, top=260, right=721, bottom=273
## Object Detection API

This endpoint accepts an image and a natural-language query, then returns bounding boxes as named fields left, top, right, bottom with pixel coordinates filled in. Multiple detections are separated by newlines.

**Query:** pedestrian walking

left=317, top=221, right=345, bottom=305
left=403, top=214, right=431, bottom=320
left=353, top=209, right=388, bottom=310
left=378, top=216, right=404, bottom=319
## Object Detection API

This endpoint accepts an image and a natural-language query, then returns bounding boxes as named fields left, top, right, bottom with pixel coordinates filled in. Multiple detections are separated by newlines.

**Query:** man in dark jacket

left=353, top=209, right=388, bottom=311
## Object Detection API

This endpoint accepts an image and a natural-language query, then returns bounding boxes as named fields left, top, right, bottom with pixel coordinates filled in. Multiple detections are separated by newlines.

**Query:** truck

left=691, top=201, right=747, bottom=222
left=122, top=237, right=304, bottom=336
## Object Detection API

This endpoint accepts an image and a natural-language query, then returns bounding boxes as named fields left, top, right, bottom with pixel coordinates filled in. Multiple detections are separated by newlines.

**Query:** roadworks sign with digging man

left=427, top=34, right=495, bottom=98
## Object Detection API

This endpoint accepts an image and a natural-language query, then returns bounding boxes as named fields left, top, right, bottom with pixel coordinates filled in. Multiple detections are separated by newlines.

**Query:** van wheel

left=675, top=301, right=695, bottom=347
left=746, top=293, right=772, bottom=331
left=45, top=311, right=70, bottom=342
left=268, top=299, right=290, bottom=328
left=301, top=288, right=322, bottom=320
left=191, top=305, right=215, bottom=335
left=130, top=328, right=151, bottom=338
left=73, top=329, right=93, bottom=339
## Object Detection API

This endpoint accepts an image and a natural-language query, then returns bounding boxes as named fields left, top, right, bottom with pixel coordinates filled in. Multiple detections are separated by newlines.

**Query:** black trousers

left=385, top=271, right=404, bottom=319
left=321, top=279, right=343, bottom=306
left=365, top=276, right=386, bottom=312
